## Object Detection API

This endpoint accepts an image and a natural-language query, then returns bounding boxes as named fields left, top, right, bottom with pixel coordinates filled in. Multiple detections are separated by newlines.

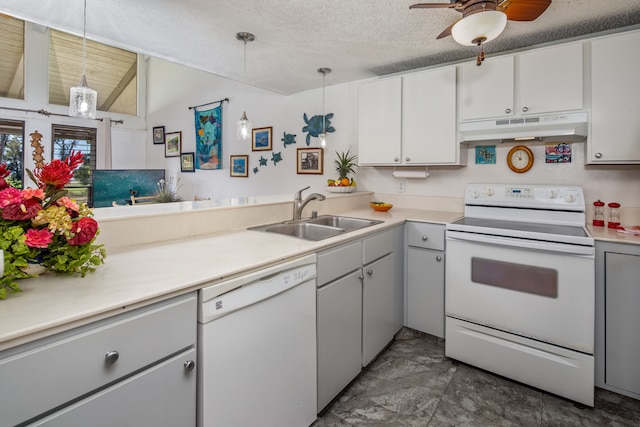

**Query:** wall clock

left=507, top=145, right=534, bottom=173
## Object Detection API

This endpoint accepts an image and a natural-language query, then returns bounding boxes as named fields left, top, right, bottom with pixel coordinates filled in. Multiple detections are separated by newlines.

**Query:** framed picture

left=297, top=147, right=324, bottom=174
left=153, top=126, right=165, bottom=144
left=165, top=131, right=182, bottom=157
left=230, top=155, right=249, bottom=177
left=180, top=152, right=195, bottom=172
left=252, top=126, right=273, bottom=151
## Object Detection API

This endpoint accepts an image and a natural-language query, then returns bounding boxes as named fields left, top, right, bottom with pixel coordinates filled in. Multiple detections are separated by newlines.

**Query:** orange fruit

left=340, top=178, right=350, bottom=186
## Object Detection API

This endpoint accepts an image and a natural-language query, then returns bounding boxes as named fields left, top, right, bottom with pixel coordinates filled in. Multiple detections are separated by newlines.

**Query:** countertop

left=587, top=224, right=640, bottom=245
left=0, top=208, right=461, bottom=351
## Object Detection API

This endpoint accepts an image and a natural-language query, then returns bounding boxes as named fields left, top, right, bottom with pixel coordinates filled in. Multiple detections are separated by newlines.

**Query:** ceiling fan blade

left=498, top=0, right=551, bottom=21
left=436, top=21, right=457, bottom=39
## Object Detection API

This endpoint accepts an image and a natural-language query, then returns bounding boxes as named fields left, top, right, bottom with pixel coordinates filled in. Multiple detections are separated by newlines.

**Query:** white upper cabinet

left=589, top=30, right=640, bottom=164
left=459, top=55, right=515, bottom=121
left=357, top=66, right=460, bottom=166
left=460, top=43, right=584, bottom=121
left=357, top=77, right=402, bottom=165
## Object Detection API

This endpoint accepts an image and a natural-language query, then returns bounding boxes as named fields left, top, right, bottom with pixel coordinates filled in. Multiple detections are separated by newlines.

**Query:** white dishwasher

left=197, top=253, right=317, bottom=427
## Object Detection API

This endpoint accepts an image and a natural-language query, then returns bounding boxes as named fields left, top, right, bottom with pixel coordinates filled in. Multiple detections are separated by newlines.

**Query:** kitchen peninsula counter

left=0, top=203, right=461, bottom=352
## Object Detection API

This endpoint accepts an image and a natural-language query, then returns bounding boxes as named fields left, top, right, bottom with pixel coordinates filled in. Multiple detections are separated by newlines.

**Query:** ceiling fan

left=410, top=0, right=551, bottom=65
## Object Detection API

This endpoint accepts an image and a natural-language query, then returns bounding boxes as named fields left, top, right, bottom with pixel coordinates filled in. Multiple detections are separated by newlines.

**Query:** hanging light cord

left=322, top=71, right=326, bottom=133
left=82, top=0, right=87, bottom=78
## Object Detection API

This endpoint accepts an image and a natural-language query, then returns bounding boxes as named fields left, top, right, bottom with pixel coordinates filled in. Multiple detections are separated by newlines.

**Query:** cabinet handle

left=184, top=360, right=196, bottom=372
left=595, top=152, right=603, bottom=159
left=405, top=157, right=410, bottom=162
left=367, top=269, right=373, bottom=276
left=522, top=106, right=529, bottom=113
left=358, top=275, right=364, bottom=280
left=436, top=255, right=442, bottom=262
left=104, top=351, right=119, bottom=365
left=505, top=108, right=511, bottom=114
left=421, top=235, right=428, bottom=241
left=394, top=157, right=400, bottom=162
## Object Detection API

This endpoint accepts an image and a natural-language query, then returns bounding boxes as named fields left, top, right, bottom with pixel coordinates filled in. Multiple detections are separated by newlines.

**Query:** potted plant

left=327, top=149, right=357, bottom=192
left=0, top=152, right=106, bottom=299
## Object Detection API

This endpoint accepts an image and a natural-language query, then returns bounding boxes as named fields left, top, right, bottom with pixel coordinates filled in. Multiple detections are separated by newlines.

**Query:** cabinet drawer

left=362, top=229, right=394, bottom=265
left=317, top=240, right=362, bottom=286
left=0, top=293, right=196, bottom=427
left=406, top=222, right=445, bottom=251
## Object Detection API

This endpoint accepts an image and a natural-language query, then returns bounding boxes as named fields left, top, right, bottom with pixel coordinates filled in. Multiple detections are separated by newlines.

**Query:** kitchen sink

left=306, top=215, right=382, bottom=231
left=248, top=215, right=382, bottom=241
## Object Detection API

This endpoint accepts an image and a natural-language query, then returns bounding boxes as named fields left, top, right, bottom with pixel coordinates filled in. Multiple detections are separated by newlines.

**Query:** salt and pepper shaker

left=607, top=202, right=621, bottom=229
left=593, top=200, right=605, bottom=227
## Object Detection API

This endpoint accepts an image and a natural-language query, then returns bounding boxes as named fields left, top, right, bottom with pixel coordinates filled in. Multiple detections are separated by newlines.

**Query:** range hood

left=459, top=112, right=588, bottom=142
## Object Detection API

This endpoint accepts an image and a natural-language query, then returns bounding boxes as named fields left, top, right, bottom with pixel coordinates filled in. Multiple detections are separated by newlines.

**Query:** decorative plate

left=326, top=186, right=356, bottom=193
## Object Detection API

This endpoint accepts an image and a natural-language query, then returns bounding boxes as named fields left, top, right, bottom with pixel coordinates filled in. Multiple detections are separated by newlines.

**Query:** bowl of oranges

left=370, top=201, right=393, bottom=212
left=326, top=177, right=357, bottom=193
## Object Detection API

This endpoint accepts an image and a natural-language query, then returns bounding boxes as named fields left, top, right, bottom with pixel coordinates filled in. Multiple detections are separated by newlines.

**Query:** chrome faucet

left=293, top=186, right=326, bottom=220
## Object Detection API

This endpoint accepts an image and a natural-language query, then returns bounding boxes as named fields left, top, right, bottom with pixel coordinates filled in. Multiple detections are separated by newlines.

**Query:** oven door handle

left=446, top=230, right=595, bottom=257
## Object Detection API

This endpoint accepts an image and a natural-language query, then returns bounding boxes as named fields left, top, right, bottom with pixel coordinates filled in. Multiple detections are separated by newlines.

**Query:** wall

left=147, top=55, right=640, bottom=221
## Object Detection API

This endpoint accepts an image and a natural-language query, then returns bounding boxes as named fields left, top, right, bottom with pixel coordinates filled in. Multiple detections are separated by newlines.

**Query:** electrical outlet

left=397, top=180, right=406, bottom=193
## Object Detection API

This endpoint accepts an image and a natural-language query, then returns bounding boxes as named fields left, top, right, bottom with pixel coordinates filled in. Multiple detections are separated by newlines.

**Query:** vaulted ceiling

left=1, top=0, right=640, bottom=95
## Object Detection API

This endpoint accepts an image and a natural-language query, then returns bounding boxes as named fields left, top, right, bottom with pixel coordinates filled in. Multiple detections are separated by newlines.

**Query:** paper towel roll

left=392, top=171, right=429, bottom=179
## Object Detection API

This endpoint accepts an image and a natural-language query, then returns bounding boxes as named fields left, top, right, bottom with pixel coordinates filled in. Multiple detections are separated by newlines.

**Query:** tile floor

left=313, top=328, right=640, bottom=427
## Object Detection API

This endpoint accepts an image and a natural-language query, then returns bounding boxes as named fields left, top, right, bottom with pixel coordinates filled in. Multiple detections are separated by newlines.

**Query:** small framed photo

left=252, top=126, right=273, bottom=151
left=297, top=147, right=324, bottom=174
left=230, top=155, right=249, bottom=177
left=180, top=152, right=195, bottom=172
left=165, top=131, right=181, bottom=157
left=153, top=126, right=165, bottom=144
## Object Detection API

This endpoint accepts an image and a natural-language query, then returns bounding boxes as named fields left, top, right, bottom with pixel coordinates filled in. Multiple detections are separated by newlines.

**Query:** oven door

left=445, top=230, right=594, bottom=353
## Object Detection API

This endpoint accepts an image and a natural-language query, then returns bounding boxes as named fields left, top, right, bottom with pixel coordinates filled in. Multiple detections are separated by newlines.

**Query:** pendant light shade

left=69, top=0, right=97, bottom=119
left=318, top=67, right=331, bottom=149
left=451, top=9, right=507, bottom=46
left=236, top=32, right=254, bottom=141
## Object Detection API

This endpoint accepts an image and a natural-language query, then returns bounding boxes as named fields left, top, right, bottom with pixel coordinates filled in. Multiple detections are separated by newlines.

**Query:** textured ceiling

left=2, top=0, right=640, bottom=95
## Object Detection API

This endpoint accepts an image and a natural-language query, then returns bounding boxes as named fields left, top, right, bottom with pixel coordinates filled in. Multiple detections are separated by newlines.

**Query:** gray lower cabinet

left=595, top=241, right=640, bottom=400
left=405, top=222, right=445, bottom=338
left=316, top=226, right=399, bottom=412
left=0, top=293, right=197, bottom=427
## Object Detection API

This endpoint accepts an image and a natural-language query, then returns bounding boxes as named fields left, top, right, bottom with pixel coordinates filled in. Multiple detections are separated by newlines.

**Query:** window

left=49, top=29, right=138, bottom=116
left=0, top=15, right=25, bottom=100
left=52, top=125, right=96, bottom=206
left=0, top=120, right=24, bottom=188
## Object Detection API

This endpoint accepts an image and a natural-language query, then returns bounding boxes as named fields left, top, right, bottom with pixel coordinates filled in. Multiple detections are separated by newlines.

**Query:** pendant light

left=69, top=0, right=97, bottom=119
left=236, top=32, right=255, bottom=141
left=317, top=67, right=331, bottom=149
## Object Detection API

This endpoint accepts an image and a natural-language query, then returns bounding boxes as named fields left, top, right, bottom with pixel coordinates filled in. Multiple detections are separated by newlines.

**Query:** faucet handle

left=295, top=186, right=310, bottom=200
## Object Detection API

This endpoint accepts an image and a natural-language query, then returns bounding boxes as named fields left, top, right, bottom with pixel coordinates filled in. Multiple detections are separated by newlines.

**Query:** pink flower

left=25, top=228, right=54, bottom=248
left=0, top=187, right=22, bottom=208
left=58, top=197, right=79, bottom=212
left=22, top=188, right=45, bottom=201
left=2, top=199, right=42, bottom=220
left=67, top=217, right=98, bottom=246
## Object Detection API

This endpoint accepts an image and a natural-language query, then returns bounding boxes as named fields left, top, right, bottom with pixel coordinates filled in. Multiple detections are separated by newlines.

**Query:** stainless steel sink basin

left=306, top=215, right=382, bottom=231
left=248, top=215, right=383, bottom=241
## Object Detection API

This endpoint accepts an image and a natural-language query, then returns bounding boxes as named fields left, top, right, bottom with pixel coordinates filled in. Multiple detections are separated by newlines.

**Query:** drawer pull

left=421, top=235, right=428, bottom=241
left=104, top=351, right=119, bottom=365
left=367, top=269, right=373, bottom=276
left=184, top=360, right=196, bottom=372
left=436, top=255, right=442, bottom=262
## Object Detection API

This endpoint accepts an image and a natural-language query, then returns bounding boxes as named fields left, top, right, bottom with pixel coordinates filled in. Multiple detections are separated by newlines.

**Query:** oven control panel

left=466, top=184, right=585, bottom=211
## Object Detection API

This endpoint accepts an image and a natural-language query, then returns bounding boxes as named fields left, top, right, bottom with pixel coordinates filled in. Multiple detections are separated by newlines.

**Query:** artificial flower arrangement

left=0, top=151, right=106, bottom=299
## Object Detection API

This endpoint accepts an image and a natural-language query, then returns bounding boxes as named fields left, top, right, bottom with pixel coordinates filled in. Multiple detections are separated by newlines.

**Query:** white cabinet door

left=518, top=43, right=583, bottom=115
left=362, top=253, right=395, bottom=366
left=403, top=67, right=458, bottom=164
left=589, top=31, right=640, bottom=164
left=605, top=252, right=640, bottom=397
left=28, top=349, right=197, bottom=427
left=406, top=247, right=445, bottom=338
left=357, top=77, right=402, bottom=165
left=460, top=55, right=514, bottom=121
left=317, top=270, right=363, bottom=411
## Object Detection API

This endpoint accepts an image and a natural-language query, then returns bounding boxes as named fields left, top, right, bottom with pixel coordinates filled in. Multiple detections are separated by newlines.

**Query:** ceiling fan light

left=451, top=10, right=507, bottom=46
